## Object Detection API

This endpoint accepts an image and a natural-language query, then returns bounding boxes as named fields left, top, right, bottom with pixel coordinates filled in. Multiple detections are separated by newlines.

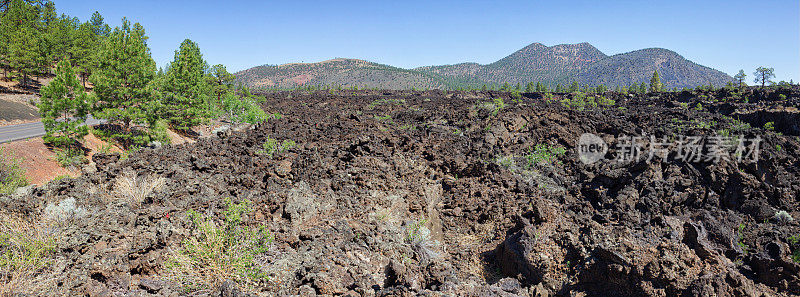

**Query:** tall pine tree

left=160, top=39, right=212, bottom=131
left=209, top=64, right=235, bottom=103
left=38, top=59, right=91, bottom=152
left=649, top=71, right=662, bottom=92
left=69, top=21, right=99, bottom=87
left=3, top=0, right=40, bottom=87
left=90, top=18, right=157, bottom=145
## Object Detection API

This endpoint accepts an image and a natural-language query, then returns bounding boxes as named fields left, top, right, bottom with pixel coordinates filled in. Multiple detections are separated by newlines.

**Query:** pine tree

left=160, top=39, right=212, bottom=131
left=43, top=15, right=79, bottom=70
left=639, top=82, right=647, bottom=94
left=209, top=64, right=235, bottom=102
left=568, top=81, right=579, bottom=93
left=753, top=67, right=775, bottom=87
left=649, top=71, right=662, bottom=92
left=69, top=21, right=98, bottom=87
left=536, top=82, right=547, bottom=92
left=89, top=11, right=109, bottom=36
left=90, top=18, right=157, bottom=145
left=524, top=82, right=534, bottom=93
left=38, top=59, right=90, bottom=152
left=555, top=84, right=563, bottom=93
left=733, top=70, right=746, bottom=87
left=3, top=0, right=40, bottom=87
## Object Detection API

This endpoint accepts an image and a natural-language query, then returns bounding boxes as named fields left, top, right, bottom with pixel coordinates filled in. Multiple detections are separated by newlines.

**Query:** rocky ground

left=2, top=88, right=800, bottom=296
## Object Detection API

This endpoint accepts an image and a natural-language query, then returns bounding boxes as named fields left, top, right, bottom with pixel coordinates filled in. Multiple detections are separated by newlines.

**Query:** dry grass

left=0, top=213, right=65, bottom=296
left=111, top=171, right=166, bottom=205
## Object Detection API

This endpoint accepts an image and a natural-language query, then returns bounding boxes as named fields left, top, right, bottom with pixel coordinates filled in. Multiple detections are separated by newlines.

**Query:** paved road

left=0, top=116, right=104, bottom=144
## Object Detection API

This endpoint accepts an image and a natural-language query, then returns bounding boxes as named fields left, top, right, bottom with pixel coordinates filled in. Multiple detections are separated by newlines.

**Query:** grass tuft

left=165, top=198, right=271, bottom=294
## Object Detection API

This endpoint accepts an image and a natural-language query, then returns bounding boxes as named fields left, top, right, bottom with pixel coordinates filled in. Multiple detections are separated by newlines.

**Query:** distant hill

left=417, top=42, right=608, bottom=88
left=234, top=58, right=446, bottom=90
left=571, top=48, right=732, bottom=89
left=235, top=43, right=733, bottom=90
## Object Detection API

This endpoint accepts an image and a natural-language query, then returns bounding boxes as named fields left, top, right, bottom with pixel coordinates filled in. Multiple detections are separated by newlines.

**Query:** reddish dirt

left=82, top=133, right=124, bottom=162
left=0, top=138, right=76, bottom=185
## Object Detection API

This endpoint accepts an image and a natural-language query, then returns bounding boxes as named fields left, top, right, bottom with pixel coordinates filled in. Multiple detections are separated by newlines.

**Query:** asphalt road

left=0, top=116, right=104, bottom=144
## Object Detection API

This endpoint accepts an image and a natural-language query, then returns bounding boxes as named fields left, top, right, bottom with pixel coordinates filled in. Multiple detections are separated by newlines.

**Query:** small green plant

left=491, top=97, right=506, bottom=116
left=53, top=175, right=71, bottom=181
left=406, top=218, right=439, bottom=263
left=0, top=149, right=28, bottom=195
left=776, top=144, right=783, bottom=151
left=475, top=98, right=506, bottom=116
left=98, top=143, right=113, bottom=154
left=728, top=118, right=752, bottom=133
left=596, top=95, right=615, bottom=106
left=524, top=144, right=567, bottom=168
left=166, top=198, right=271, bottom=293
left=774, top=210, right=793, bottom=224
left=694, top=102, right=703, bottom=111
left=788, top=235, right=800, bottom=263
left=374, top=114, right=392, bottom=121
left=736, top=223, right=749, bottom=256
left=764, top=121, right=775, bottom=131
left=510, top=91, right=523, bottom=104
left=367, top=98, right=404, bottom=109
left=495, top=155, right=515, bottom=168
left=54, top=148, right=86, bottom=167
left=256, top=138, right=296, bottom=157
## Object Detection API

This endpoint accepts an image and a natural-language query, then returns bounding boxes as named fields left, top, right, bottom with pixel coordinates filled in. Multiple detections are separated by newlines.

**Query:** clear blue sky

left=58, top=0, right=799, bottom=82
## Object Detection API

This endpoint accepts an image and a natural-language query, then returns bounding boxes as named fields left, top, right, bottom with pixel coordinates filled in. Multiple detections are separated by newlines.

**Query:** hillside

left=236, top=43, right=734, bottom=90
left=571, top=48, right=733, bottom=89
left=419, top=42, right=608, bottom=87
left=234, top=58, right=447, bottom=89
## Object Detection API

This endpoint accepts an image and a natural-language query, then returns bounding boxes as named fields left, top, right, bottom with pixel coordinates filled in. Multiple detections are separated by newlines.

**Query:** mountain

left=235, top=43, right=733, bottom=90
left=417, top=42, right=608, bottom=87
left=234, top=58, right=446, bottom=90
left=571, top=48, right=732, bottom=89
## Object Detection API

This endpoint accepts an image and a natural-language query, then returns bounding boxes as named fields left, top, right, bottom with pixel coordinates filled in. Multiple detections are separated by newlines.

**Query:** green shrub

left=0, top=149, right=28, bottom=195
left=764, top=121, right=775, bottom=131
left=524, top=144, right=567, bottom=168
left=149, top=120, right=171, bottom=145
left=256, top=138, right=296, bottom=158
left=166, top=198, right=271, bottom=293
left=54, top=148, right=86, bottom=168
left=221, top=93, right=275, bottom=125
left=789, top=235, right=800, bottom=263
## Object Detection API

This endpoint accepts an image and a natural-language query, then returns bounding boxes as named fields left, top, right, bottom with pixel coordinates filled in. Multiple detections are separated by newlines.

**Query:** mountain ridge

left=235, top=42, right=733, bottom=90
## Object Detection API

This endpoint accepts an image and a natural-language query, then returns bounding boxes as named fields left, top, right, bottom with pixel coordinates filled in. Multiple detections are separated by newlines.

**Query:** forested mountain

left=417, top=42, right=608, bottom=88
left=571, top=48, right=733, bottom=89
left=235, top=58, right=447, bottom=90
left=237, top=43, right=733, bottom=90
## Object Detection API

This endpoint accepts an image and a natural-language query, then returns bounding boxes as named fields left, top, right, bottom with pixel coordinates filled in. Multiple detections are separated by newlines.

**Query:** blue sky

left=58, top=0, right=799, bottom=82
